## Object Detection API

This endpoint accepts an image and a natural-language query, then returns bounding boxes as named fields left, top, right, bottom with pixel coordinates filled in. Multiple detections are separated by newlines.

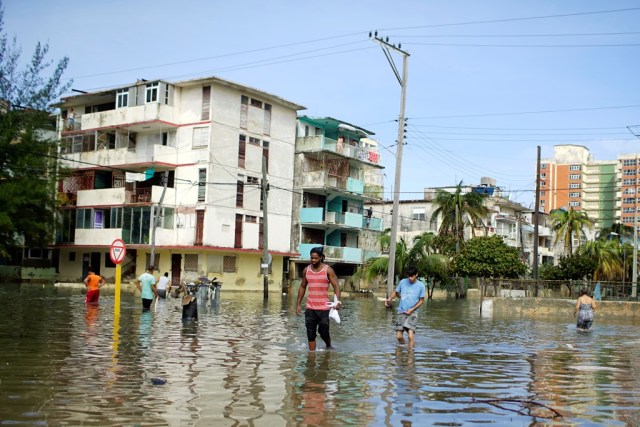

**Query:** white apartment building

left=56, top=76, right=304, bottom=290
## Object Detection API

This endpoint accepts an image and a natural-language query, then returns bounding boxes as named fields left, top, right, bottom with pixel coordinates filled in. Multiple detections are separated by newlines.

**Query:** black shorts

left=142, top=298, right=153, bottom=310
left=305, top=309, right=330, bottom=342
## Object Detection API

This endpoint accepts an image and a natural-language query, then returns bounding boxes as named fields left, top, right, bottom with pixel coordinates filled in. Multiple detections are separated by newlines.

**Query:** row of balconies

left=297, top=243, right=379, bottom=263
left=62, top=103, right=177, bottom=133
left=296, top=135, right=382, bottom=167
left=300, top=207, right=383, bottom=232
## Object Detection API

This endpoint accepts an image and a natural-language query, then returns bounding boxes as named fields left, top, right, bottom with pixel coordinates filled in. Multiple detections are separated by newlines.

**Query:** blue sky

left=5, top=0, right=640, bottom=207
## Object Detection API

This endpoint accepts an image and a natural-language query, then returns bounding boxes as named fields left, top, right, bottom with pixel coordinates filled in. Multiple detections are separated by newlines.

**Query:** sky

left=5, top=0, right=640, bottom=208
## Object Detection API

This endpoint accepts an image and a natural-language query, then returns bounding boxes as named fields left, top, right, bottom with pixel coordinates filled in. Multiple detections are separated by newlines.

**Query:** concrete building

left=290, top=116, right=385, bottom=279
left=55, top=76, right=304, bottom=291
left=540, top=144, right=640, bottom=235
left=371, top=178, right=557, bottom=268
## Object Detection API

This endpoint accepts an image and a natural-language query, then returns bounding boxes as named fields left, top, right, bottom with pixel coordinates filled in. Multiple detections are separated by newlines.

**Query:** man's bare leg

left=407, top=330, right=415, bottom=348
left=308, top=340, right=317, bottom=351
left=396, top=330, right=405, bottom=344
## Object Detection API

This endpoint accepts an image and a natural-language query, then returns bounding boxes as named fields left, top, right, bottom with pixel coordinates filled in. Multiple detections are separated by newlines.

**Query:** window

left=110, top=207, right=122, bottom=228
left=105, top=255, right=115, bottom=268
left=569, top=183, right=581, bottom=189
left=201, top=86, right=211, bottom=120
left=624, top=179, right=637, bottom=186
left=263, top=103, right=271, bottom=135
left=192, top=127, right=209, bottom=149
left=541, top=163, right=547, bottom=169
left=624, top=188, right=636, bottom=194
left=570, top=165, right=581, bottom=171
left=198, top=168, right=206, bottom=202
left=569, top=201, right=580, bottom=207
left=624, top=169, right=636, bottom=176
left=569, top=192, right=580, bottom=198
left=263, top=141, right=269, bottom=173
left=145, top=82, right=158, bottom=103
left=250, top=98, right=263, bottom=108
left=184, top=254, right=199, bottom=271
left=624, top=159, right=637, bottom=166
left=76, top=209, right=93, bottom=229
left=540, top=173, right=546, bottom=179
left=540, top=191, right=545, bottom=196
left=116, top=89, right=128, bottom=109
left=249, top=136, right=260, bottom=145
left=159, top=207, right=174, bottom=229
left=240, top=95, right=248, bottom=129
left=223, top=255, right=237, bottom=272
left=540, top=200, right=545, bottom=206
left=412, top=208, right=426, bottom=221
left=238, top=135, right=246, bottom=168
left=541, top=181, right=546, bottom=187
left=247, top=176, right=259, bottom=185
left=624, top=198, right=635, bottom=204
left=245, top=215, right=257, bottom=223
left=94, top=210, right=104, bottom=229
left=569, top=174, right=581, bottom=180
left=236, top=180, right=244, bottom=207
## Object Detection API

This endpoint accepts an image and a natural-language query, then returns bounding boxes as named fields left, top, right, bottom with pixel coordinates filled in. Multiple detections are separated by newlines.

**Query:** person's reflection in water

left=393, top=346, right=421, bottom=423
left=83, top=303, right=99, bottom=346
left=139, top=310, right=153, bottom=349
left=296, top=351, right=335, bottom=425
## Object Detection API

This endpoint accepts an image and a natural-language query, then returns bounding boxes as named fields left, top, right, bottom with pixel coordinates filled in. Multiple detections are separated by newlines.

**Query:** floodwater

left=0, top=284, right=639, bottom=426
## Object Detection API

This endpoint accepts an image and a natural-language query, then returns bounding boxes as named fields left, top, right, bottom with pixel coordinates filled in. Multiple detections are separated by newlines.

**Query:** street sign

left=110, top=239, right=127, bottom=265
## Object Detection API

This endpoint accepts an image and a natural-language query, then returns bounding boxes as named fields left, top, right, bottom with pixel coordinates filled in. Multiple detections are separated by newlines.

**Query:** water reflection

left=0, top=285, right=639, bottom=426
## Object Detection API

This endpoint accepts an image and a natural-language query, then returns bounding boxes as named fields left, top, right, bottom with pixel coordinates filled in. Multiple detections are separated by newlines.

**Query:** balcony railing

left=300, top=207, right=384, bottom=232
left=298, top=243, right=365, bottom=263
left=302, top=171, right=364, bottom=195
left=79, top=103, right=177, bottom=131
left=296, top=135, right=382, bottom=166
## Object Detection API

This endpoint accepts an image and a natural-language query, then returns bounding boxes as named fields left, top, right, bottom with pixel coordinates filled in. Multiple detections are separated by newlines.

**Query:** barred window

left=192, top=127, right=209, bottom=149
left=184, top=254, right=199, bottom=271
left=223, top=256, right=237, bottom=272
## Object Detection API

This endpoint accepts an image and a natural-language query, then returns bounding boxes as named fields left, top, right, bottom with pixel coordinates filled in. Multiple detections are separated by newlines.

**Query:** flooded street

left=0, top=283, right=639, bottom=426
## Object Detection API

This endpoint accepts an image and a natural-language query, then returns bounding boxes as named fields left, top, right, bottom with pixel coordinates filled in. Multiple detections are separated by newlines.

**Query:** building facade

left=290, top=116, right=385, bottom=279
left=56, top=77, right=304, bottom=291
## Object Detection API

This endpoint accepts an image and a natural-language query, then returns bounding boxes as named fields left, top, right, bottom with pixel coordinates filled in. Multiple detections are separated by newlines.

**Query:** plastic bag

left=327, top=295, right=341, bottom=324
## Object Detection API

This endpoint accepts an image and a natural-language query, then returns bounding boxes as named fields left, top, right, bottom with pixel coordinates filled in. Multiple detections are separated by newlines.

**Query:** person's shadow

left=297, top=351, right=334, bottom=425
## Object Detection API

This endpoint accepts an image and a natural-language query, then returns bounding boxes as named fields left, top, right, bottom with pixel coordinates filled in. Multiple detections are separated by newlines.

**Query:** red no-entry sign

left=110, top=239, right=127, bottom=265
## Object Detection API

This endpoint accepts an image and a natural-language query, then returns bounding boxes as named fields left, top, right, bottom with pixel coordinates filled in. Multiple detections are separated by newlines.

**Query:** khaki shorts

left=395, top=312, right=419, bottom=332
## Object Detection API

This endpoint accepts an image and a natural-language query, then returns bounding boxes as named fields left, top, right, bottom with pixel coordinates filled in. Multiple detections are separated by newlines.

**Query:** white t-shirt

left=157, top=275, right=170, bottom=290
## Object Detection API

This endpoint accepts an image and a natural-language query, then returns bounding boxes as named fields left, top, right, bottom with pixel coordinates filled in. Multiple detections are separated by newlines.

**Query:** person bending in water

left=296, top=247, right=341, bottom=351
left=385, top=265, right=425, bottom=348
left=574, top=288, right=596, bottom=331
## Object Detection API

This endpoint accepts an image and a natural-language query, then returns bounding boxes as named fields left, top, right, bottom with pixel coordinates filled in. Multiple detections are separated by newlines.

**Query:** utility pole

left=533, top=146, right=541, bottom=296
left=261, top=156, right=270, bottom=300
left=150, top=171, right=169, bottom=267
left=370, top=31, right=410, bottom=299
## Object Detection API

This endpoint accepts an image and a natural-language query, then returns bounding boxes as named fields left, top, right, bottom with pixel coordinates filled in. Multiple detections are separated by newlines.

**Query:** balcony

left=302, top=171, right=364, bottom=196
left=78, top=103, right=178, bottom=132
left=299, top=207, right=383, bottom=232
left=298, top=243, right=364, bottom=263
left=75, top=185, right=176, bottom=207
left=296, top=135, right=382, bottom=167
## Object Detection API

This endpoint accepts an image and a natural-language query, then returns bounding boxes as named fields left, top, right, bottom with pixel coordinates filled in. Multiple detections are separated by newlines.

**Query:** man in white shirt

left=157, top=272, right=171, bottom=298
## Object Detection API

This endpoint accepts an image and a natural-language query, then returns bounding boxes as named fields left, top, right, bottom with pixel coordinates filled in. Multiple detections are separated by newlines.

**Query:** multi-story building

left=371, top=178, right=557, bottom=268
left=291, top=116, right=385, bottom=279
left=540, top=144, right=640, bottom=235
left=56, top=76, right=304, bottom=291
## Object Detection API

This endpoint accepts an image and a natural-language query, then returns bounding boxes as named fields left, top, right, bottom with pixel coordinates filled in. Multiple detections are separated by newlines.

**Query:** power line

left=410, top=104, right=640, bottom=120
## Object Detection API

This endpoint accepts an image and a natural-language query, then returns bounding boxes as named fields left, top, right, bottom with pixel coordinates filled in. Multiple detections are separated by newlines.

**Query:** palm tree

left=579, top=239, right=622, bottom=281
left=550, top=208, right=592, bottom=255
left=430, top=181, right=488, bottom=252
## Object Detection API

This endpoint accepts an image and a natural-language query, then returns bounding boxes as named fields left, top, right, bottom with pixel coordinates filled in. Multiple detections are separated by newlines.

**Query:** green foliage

left=0, top=1, right=71, bottom=257
left=540, top=253, right=595, bottom=281
left=430, top=181, right=488, bottom=250
left=451, top=235, right=526, bottom=278
left=550, top=208, right=591, bottom=255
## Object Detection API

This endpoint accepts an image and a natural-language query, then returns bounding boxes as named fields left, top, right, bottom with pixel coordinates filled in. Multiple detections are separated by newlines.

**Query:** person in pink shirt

left=296, top=247, right=341, bottom=351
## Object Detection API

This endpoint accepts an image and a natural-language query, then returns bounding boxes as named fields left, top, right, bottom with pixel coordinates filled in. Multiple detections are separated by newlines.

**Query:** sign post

left=110, top=239, right=127, bottom=309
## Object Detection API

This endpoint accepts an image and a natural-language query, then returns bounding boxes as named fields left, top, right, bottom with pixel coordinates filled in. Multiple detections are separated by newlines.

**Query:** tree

left=451, top=235, right=527, bottom=279
left=430, top=181, right=488, bottom=254
left=550, top=208, right=591, bottom=255
left=0, top=1, right=72, bottom=258
left=579, top=239, right=622, bottom=282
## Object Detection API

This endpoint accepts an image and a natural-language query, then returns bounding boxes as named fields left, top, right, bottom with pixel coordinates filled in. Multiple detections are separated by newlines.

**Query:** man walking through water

left=385, top=265, right=425, bottom=348
left=296, top=247, right=341, bottom=351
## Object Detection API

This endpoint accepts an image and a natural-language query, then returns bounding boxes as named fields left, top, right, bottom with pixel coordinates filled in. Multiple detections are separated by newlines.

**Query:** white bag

left=327, top=295, right=341, bottom=324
